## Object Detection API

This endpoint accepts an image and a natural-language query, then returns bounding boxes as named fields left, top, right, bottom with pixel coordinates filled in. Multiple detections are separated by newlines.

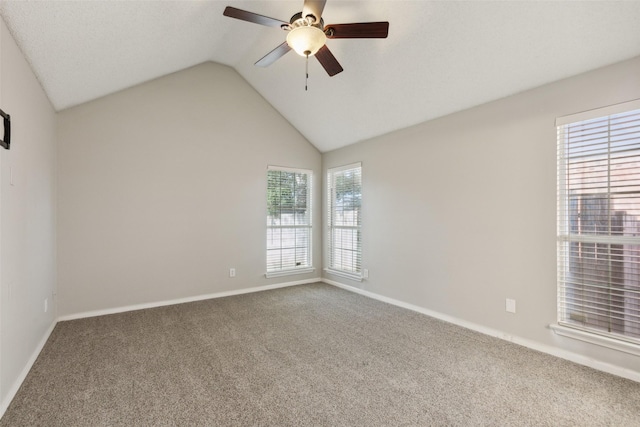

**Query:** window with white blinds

left=557, top=100, right=640, bottom=345
left=266, top=166, right=313, bottom=277
left=327, top=163, right=362, bottom=280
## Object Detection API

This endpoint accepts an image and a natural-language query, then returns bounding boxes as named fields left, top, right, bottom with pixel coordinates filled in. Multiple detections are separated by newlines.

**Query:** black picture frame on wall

left=0, top=108, right=10, bottom=150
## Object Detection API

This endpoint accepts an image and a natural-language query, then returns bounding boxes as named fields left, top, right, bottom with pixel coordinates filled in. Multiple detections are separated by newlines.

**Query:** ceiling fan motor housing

left=285, top=12, right=324, bottom=30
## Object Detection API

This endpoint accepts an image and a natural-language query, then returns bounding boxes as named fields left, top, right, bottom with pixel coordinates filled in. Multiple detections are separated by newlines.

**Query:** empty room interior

left=1, top=0, right=640, bottom=425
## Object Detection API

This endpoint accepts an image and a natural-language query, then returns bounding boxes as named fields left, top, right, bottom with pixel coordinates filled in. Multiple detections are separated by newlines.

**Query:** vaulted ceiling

left=2, top=1, right=640, bottom=152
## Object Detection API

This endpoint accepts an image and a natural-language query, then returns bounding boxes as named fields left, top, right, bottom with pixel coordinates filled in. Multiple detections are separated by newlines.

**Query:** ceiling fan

left=223, top=0, right=389, bottom=78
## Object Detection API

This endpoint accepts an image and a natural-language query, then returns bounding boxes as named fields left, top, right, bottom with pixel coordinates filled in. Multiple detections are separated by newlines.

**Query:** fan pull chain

left=305, top=52, right=309, bottom=91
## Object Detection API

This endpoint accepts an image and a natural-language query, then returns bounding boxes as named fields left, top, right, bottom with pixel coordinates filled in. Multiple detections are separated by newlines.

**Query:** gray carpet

left=2, top=283, right=639, bottom=426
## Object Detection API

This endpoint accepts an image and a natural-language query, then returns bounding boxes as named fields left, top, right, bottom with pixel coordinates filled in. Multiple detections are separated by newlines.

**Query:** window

left=266, top=166, right=313, bottom=277
left=327, top=163, right=362, bottom=280
left=556, top=100, right=640, bottom=346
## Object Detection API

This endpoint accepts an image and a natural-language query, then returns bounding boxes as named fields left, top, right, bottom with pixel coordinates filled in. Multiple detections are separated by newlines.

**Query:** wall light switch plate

left=506, top=298, right=516, bottom=313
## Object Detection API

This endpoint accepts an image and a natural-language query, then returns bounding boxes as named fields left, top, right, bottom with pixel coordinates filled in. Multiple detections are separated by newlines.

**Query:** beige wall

left=323, top=56, right=640, bottom=375
left=57, top=62, right=322, bottom=317
left=0, top=19, right=57, bottom=411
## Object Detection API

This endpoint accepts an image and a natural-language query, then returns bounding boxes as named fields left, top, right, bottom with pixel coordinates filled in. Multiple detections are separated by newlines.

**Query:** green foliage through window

left=267, top=171, right=309, bottom=219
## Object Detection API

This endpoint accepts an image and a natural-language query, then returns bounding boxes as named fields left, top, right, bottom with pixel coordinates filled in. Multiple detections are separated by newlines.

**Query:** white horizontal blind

left=328, top=163, right=362, bottom=277
left=266, top=167, right=312, bottom=273
left=557, top=106, right=640, bottom=344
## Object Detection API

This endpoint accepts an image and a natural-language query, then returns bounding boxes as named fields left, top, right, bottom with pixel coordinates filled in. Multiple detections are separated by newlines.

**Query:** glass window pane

left=328, top=164, right=362, bottom=275
left=558, top=108, right=640, bottom=344
left=266, top=168, right=312, bottom=273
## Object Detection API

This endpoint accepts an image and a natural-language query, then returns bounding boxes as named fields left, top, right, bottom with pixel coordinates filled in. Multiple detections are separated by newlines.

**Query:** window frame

left=554, top=99, right=640, bottom=354
left=265, top=165, right=314, bottom=278
left=326, top=162, right=363, bottom=282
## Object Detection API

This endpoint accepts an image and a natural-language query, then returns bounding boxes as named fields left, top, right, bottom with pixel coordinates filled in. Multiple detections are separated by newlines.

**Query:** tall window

left=327, top=163, right=362, bottom=280
left=266, top=166, right=313, bottom=277
left=557, top=101, right=640, bottom=345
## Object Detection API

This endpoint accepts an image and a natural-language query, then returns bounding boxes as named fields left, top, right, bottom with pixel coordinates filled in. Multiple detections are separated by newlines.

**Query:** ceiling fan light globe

left=286, top=26, right=326, bottom=57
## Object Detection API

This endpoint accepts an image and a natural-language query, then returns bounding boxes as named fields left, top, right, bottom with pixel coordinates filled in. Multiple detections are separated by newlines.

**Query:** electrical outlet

left=44, top=298, right=48, bottom=313
left=505, top=298, right=516, bottom=313
left=229, top=268, right=236, bottom=278
left=363, top=269, right=369, bottom=279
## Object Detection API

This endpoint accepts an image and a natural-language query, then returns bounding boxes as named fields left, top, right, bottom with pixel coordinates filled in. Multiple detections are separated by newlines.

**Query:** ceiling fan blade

left=325, top=22, right=389, bottom=39
left=302, top=0, right=327, bottom=22
left=315, top=45, right=343, bottom=77
left=223, top=6, right=288, bottom=28
left=255, top=42, right=292, bottom=67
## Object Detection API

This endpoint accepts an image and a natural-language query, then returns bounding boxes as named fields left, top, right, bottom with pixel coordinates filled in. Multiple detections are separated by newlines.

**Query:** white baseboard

left=58, top=278, right=321, bottom=322
left=0, top=320, right=57, bottom=419
left=322, top=278, right=640, bottom=383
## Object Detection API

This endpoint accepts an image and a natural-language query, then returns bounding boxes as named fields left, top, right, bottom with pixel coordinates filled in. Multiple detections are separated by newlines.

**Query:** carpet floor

left=1, top=283, right=639, bottom=426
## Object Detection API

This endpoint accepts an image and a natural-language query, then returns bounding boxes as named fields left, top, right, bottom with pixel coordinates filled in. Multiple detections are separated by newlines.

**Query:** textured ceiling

left=2, top=1, right=640, bottom=152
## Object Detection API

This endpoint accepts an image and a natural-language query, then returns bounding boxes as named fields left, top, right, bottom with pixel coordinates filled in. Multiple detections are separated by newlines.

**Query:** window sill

left=549, top=324, right=640, bottom=357
left=324, top=268, right=363, bottom=282
left=265, top=267, right=315, bottom=279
